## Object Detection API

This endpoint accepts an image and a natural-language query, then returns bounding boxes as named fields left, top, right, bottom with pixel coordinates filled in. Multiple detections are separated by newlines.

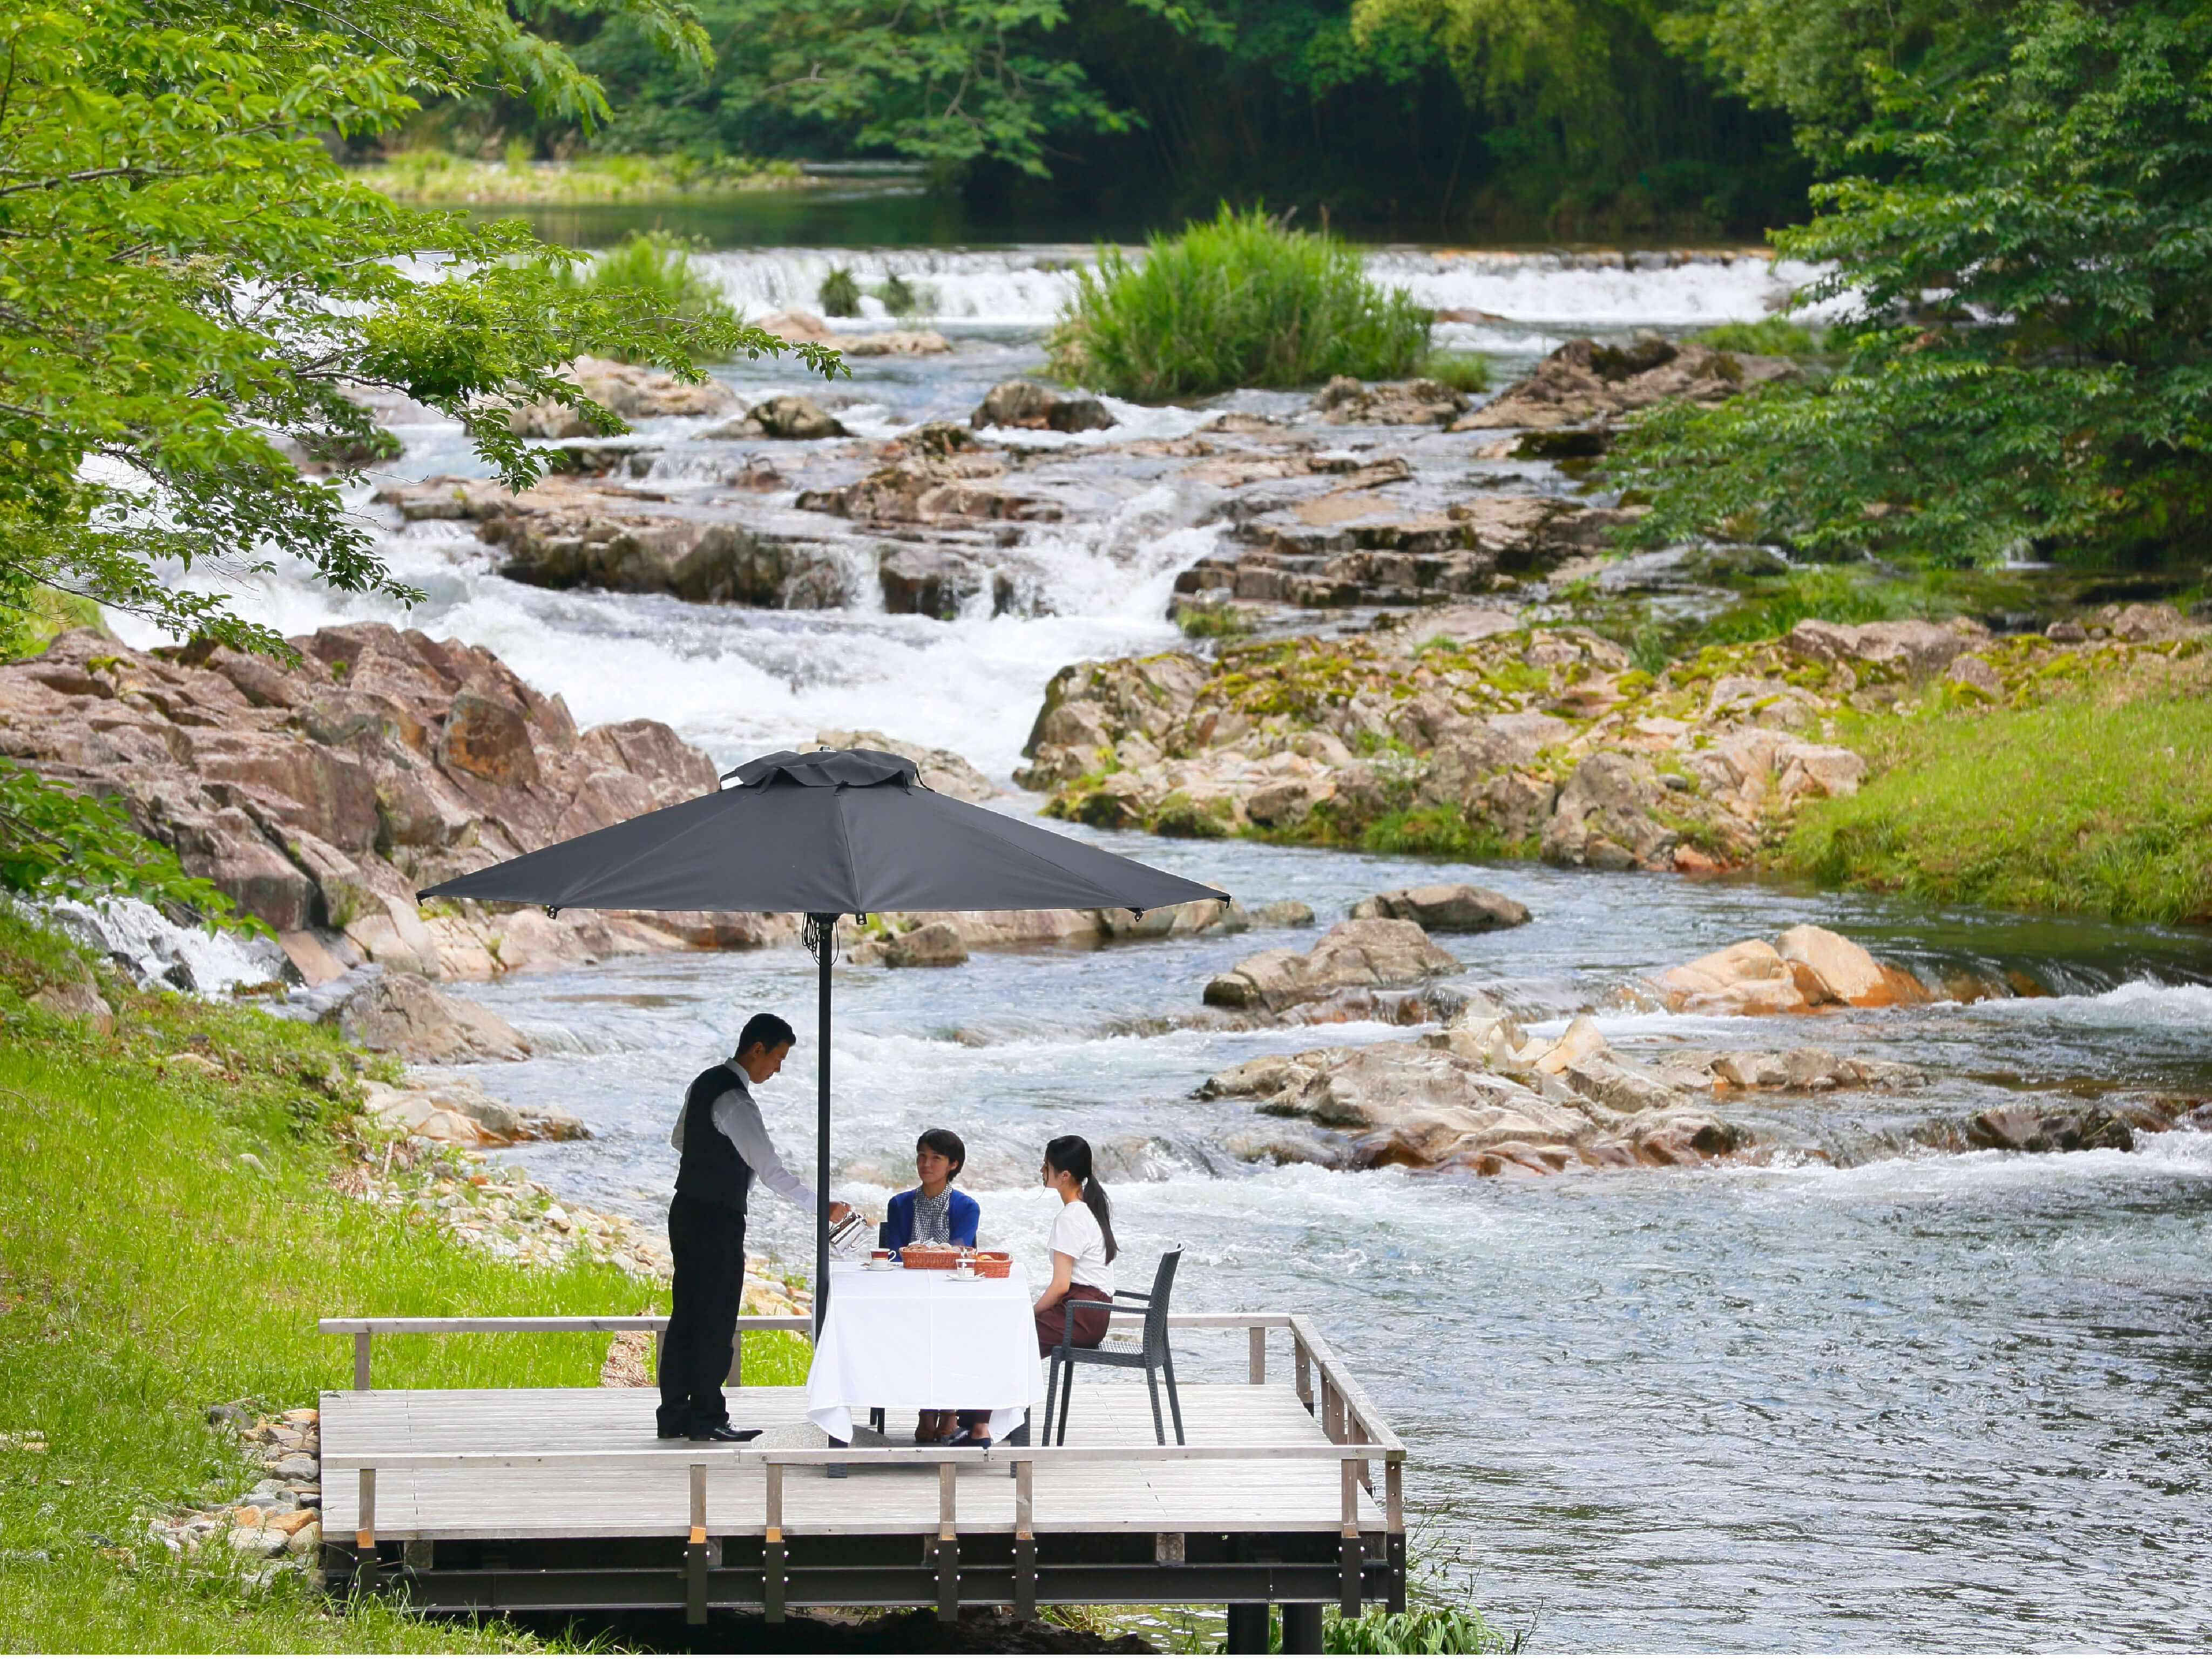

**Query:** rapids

left=109, top=241, right=2212, bottom=1648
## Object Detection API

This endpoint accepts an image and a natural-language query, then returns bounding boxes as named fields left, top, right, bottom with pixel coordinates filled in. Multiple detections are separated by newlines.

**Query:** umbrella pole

left=810, top=913, right=834, bottom=1344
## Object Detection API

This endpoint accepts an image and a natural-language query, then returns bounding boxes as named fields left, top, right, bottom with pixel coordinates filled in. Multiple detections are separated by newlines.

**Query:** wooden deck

left=312, top=1311, right=1405, bottom=1639
left=321, top=1380, right=1388, bottom=1541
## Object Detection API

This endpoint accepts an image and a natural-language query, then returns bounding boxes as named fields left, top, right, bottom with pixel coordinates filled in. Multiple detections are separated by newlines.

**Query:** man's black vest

left=674, top=1064, right=754, bottom=1215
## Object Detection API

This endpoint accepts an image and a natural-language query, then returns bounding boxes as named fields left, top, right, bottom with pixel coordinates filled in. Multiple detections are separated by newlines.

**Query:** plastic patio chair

left=1041, top=1247, right=1184, bottom=1446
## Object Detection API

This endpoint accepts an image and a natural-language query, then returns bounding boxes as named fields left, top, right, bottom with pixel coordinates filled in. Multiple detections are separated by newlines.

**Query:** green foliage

left=0, top=906, right=672, bottom=1647
left=818, top=266, right=864, bottom=317
left=1694, top=316, right=1822, bottom=357
left=617, top=0, right=1136, bottom=175
left=1359, top=805, right=1517, bottom=861
left=1609, top=0, right=2212, bottom=571
left=1, top=586, right=105, bottom=662
left=1420, top=349, right=1493, bottom=392
left=1784, top=650, right=2212, bottom=923
left=1694, top=565, right=1898, bottom=647
left=1047, top=205, right=1431, bottom=401
left=1327, top=1603, right=1517, bottom=1653
left=556, top=231, right=737, bottom=328
left=0, top=0, right=837, bottom=663
left=1177, top=605, right=1254, bottom=639
left=869, top=272, right=939, bottom=322
left=0, top=764, right=255, bottom=929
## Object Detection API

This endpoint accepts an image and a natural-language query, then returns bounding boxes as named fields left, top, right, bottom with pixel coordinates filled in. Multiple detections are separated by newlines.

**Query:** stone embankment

left=0, top=624, right=791, bottom=982
left=1019, top=604, right=2207, bottom=872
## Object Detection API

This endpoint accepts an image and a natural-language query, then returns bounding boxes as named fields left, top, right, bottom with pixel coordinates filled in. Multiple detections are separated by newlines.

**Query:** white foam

left=34, top=896, right=289, bottom=995
left=1970, top=979, right=2212, bottom=1032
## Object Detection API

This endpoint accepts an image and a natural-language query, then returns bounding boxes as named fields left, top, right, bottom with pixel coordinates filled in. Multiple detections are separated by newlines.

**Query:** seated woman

left=884, top=1127, right=981, bottom=1443
left=1028, top=1133, right=1117, bottom=1411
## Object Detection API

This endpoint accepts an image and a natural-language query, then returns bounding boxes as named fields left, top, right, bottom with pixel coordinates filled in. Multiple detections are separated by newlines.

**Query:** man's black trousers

left=659, top=1193, right=747, bottom=1436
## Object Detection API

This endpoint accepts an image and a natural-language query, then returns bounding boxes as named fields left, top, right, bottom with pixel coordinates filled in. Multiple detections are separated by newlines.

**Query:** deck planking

left=321, top=1380, right=1385, bottom=1542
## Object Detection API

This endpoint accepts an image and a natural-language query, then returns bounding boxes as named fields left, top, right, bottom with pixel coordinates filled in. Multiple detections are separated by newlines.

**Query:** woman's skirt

left=1034, top=1283, right=1112, bottom=1355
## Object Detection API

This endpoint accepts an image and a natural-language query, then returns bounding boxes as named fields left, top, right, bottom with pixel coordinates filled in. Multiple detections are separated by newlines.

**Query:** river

left=121, top=221, right=2212, bottom=1649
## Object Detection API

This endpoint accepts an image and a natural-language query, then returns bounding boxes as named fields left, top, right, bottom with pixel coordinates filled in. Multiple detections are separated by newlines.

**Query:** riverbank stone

left=1203, top=918, right=1462, bottom=1013
left=1348, top=883, right=1530, bottom=931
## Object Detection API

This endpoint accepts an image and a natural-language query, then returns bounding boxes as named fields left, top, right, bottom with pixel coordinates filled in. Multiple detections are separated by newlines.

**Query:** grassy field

left=0, top=910, right=806, bottom=1650
left=1784, top=644, right=2212, bottom=924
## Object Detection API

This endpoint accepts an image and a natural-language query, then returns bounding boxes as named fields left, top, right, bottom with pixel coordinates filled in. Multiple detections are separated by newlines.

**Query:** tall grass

left=558, top=231, right=734, bottom=326
left=1046, top=205, right=1431, bottom=401
left=0, top=909, right=803, bottom=1647
left=1694, top=316, right=1824, bottom=357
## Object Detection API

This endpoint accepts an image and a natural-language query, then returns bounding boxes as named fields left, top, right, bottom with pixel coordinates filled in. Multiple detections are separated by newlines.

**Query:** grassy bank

left=356, top=150, right=806, bottom=205
left=1784, top=641, right=2212, bottom=924
left=0, top=910, right=801, bottom=1649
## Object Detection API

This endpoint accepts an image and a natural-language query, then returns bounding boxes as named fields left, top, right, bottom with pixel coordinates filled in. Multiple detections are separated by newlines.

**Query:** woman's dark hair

left=1043, top=1134, right=1117, bottom=1263
left=916, top=1127, right=966, bottom=1180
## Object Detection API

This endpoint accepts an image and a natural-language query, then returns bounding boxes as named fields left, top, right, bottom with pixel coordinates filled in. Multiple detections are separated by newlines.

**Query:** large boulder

left=1313, top=377, right=1469, bottom=426
left=1348, top=883, right=1530, bottom=932
left=971, top=381, right=1115, bottom=434
left=1203, top=918, right=1461, bottom=1013
left=883, top=921, right=969, bottom=968
left=322, top=972, right=530, bottom=1062
left=361, top=1076, right=587, bottom=1145
left=1782, top=618, right=1983, bottom=679
left=504, top=356, right=736, bottom=437
left=811, top=729, right=997, bottom=802
left=1541, top=752, right=1677, bottom=871
left=1459, top=337, right=1797, bottom=431
left=1648, top=926, right=1929, bottom=1015
left=705, top=395, right=848, bottom=442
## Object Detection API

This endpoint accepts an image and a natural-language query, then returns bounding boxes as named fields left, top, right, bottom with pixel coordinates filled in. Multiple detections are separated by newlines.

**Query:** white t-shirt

left=1047, top=1198, right=1114, bottom=1297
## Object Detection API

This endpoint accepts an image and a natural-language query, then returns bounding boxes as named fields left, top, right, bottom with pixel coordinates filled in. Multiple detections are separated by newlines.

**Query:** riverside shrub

left=1047, top=206, right=1431, bottom=401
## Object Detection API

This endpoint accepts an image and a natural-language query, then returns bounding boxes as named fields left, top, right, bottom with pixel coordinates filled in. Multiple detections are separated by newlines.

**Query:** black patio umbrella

left=419, top=747, right=1225, bottom=1327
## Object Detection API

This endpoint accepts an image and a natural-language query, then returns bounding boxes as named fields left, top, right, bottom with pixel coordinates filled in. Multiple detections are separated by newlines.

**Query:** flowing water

left=114, top=235, right=2212, bottom=1649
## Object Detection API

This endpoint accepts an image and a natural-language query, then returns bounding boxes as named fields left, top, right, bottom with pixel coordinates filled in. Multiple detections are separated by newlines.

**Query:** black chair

left=1041, top=1248, right=1183, bottom=1446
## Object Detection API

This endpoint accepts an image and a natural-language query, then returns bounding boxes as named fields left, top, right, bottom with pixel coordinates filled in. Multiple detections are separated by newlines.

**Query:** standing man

left=659, top=1012, right=850, bottom=1441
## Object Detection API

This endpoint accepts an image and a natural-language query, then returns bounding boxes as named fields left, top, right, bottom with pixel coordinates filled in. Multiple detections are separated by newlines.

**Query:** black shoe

left=657, top=1426, right=687, bottom=1440
left=687, top=1424, right=763, bottom=1443
left=948, top=1427, right=992, bottom=1448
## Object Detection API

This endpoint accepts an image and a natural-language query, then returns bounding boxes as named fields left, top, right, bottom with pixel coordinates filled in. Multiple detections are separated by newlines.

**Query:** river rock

left=1541, top=753, right=1676, bottom=871
left=971, top=381, right=1115, bottom=433
left=1458, top=337, right=1798, bottom=431
left=796, top=451, right=1059, bottom=526
left=362, top=1077, right=587, bottom=1144
left=1205, top=1032, right=1742, bottom=1175
left=1648, top=927, right=1927, bottom=1015
left=1783, top=618, right=1985, bottom=679
left=884, top=921, right=969, bottom=968
left=1313, top=376, right=1470, bottom=426
left=706, top=395, right=848, bottom=441
left=833, top=329, right=952, bottom=356
left=1203, top=918, right=1460, bottom=1013
left=876, top=545, right=1016, bottom=618
left=1254, top=900, right=1317, bottom=928
left=1659, top=1047, right=1927, bottom=1091
left=503, top=356, right=737, bottom=437
left=0, top=626, right=793, bottom=978
left=1966, top=1106, right=2134, bottom=1154
left=29, top=969, right=114, bottom=1034
left=1349, top=883, right=1530, bottom=931
left=323, top=972, right=530, bottom=1061
left=486, top=504, right=859, bottom=608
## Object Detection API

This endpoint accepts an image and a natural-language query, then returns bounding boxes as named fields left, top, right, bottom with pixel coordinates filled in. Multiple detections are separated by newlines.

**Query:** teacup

left=868, top=1249, right=894, bottom=1269
left=952, top=1261, right=977, bottom=1281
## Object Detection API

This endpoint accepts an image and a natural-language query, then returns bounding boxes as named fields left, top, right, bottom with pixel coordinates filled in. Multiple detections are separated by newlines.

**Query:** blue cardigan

left=884, top=1187, right=980, bottom=1251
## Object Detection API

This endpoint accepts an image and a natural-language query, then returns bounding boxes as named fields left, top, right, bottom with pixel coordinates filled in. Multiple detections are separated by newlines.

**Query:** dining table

left=804, top=1260, right=1046, bottom=1443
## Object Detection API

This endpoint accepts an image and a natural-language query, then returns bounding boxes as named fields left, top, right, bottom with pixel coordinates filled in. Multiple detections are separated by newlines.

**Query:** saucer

left=864, top=1259, right=896, bottom=1271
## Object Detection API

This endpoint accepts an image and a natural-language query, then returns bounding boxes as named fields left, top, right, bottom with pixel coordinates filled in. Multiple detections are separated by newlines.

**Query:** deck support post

left=1294, top=1337, right=1313, bottom=1414
left=353, top=1332, right=371, bottom=1391
left=685, top=1464, right=709, bottom=1626
left=935, top=1461, right=959, bottom=1623
left=764, top=1464, right=786, bottom=1623
left=1386, top=1529, right=1407, bottom=1615
left=1013, top=1459, right=1037, bottom=1623
left=1247, top=1325, right=1266, bottom=1385
left=353, top=1466, right=377, bottom=1594
left=1224, top=1604, right=1269, bottom=1652
left=1281, top=1603, right=1323, bottom=1653
left=1338, top=1459, right=1362, bottom=1617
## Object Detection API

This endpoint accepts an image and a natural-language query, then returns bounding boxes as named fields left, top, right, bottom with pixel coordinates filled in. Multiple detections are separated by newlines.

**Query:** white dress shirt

left=668, top=1066, right=816, bottom=1211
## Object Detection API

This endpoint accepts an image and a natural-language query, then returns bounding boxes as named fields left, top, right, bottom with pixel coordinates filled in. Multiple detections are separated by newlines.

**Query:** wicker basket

left=970, top=1251, right=1012, bottom=1279
left=898, top=1245, right=960, bottom=1271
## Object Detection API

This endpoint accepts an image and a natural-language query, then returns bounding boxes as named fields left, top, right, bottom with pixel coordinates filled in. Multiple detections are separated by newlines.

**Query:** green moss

left=1694, top=317, right=1825, bottom=357
left=1358, top=805, right=1521, bottom=861
left=1151, top=791, right=1232, bottom=838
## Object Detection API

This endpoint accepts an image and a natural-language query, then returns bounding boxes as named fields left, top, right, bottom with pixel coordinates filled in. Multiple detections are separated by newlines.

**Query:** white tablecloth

left=805, top=1262, right=1044, bottom=1442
